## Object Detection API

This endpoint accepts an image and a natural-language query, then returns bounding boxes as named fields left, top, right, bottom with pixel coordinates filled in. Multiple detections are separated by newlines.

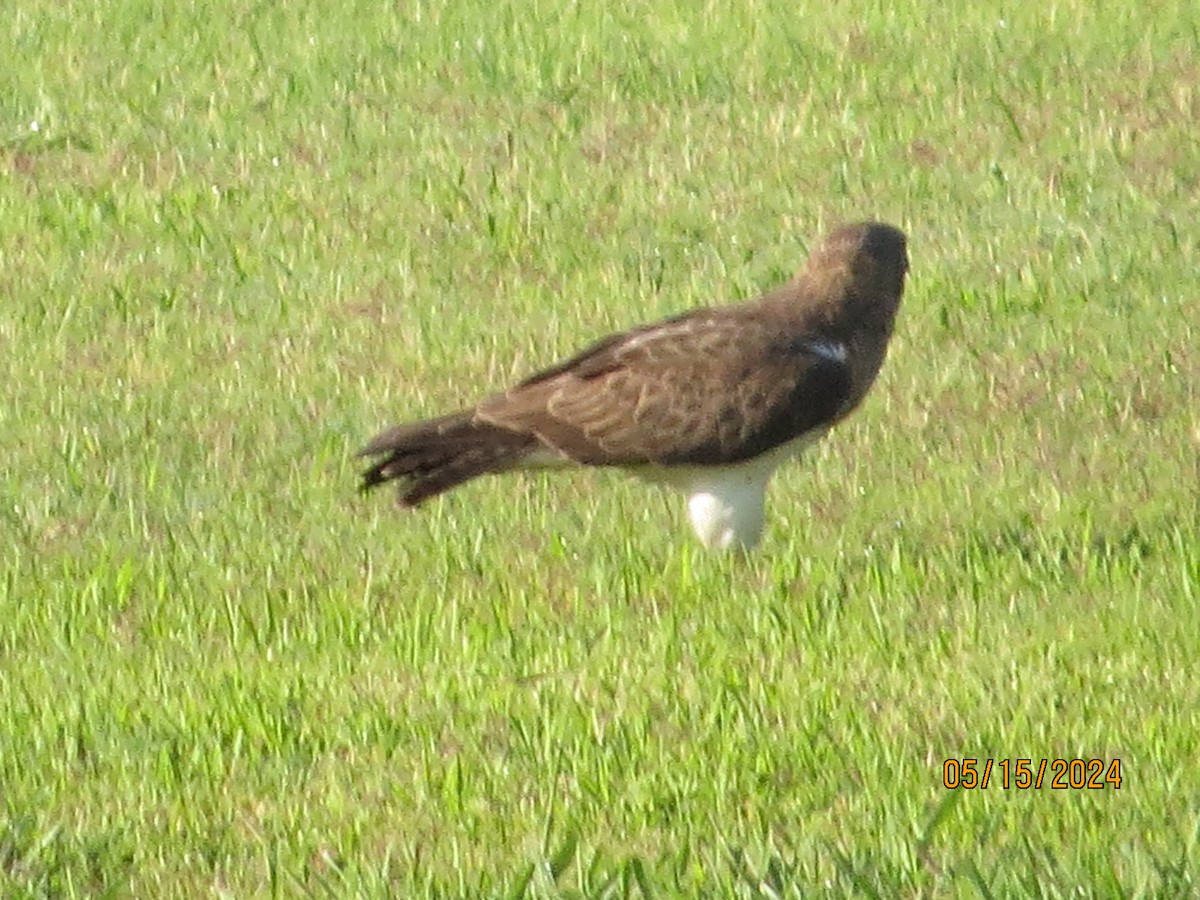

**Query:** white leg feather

left=635, top=431, right=826, bottom=549
left=686, top=482, right=768, bottom=550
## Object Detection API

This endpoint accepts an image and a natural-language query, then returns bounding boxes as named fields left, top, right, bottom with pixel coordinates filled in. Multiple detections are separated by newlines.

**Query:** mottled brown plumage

left=359, top=221, right=908, bottom=548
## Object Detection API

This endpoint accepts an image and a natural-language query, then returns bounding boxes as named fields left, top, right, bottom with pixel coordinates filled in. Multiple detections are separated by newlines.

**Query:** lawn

left=2, top=0, right=1198, bottom=895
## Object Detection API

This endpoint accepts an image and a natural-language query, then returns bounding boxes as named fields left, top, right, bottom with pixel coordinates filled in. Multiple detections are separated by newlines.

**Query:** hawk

left=359, top=221, right=909, bottom=550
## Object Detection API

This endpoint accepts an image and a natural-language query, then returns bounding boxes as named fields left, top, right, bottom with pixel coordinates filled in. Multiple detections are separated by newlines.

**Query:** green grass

left=3, top=0, right=1199, bottom=895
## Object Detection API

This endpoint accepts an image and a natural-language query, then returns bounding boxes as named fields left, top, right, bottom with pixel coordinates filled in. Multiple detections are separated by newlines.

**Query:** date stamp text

left=942, top=758, right=1122, bottom=790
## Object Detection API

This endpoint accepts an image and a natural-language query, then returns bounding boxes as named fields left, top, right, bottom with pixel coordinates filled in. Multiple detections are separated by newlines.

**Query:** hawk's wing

left=476, top=308, right=852, bottom=467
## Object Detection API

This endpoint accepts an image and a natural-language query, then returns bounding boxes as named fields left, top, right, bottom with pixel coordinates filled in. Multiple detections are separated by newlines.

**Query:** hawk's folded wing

left=477, top=308, right=853, bottom=467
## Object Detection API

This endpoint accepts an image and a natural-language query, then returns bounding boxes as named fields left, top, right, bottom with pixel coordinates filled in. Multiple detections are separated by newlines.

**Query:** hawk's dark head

left=796, top=221, right=909, bottom=330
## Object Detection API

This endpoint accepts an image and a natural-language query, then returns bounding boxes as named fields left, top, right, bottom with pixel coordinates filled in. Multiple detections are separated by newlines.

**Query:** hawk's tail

left=357, top=411, right=540, bottom=506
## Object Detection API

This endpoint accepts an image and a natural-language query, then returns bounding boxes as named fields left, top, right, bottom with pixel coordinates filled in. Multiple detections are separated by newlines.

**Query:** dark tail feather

left=357, top=411, right=537, bottom=506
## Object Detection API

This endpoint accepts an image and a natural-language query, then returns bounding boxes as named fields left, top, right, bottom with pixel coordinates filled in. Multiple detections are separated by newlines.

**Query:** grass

left=2, top=0, right=1198, bottom=895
